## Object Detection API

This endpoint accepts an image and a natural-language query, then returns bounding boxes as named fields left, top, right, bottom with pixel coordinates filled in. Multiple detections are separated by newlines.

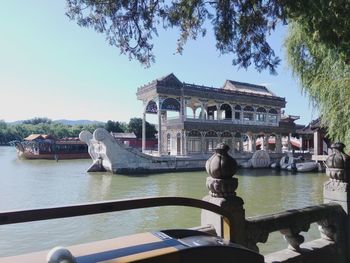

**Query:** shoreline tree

left=128, top=118, right=157, bottom=139
left=65, top=0, right=350, bottom=146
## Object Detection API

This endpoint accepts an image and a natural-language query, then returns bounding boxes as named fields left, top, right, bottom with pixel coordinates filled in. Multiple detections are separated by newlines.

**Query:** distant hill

left=53, top=119, right=105, bottom=126
left=7, top=119, right=105, bottom=126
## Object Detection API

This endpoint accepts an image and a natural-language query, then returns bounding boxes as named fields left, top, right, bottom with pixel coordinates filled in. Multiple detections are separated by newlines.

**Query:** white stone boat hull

left=79, top=128, right=207, bottom=174
left=295, top=162, right=318, bottom=172
left=79, top=129, right=283, bottom=175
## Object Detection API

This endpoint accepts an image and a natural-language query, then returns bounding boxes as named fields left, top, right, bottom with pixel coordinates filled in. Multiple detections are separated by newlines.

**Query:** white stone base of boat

left=289, top=162, right=319, bottom=172
left=251, top=150, right=271, bottom=168
left=79, top=128, right=284, bottom=174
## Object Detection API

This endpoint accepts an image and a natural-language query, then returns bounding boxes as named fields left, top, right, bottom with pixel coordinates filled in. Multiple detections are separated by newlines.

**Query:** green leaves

left=286, top=21, right=350, bottom=148
left=65, top=0, right=286, bottom=73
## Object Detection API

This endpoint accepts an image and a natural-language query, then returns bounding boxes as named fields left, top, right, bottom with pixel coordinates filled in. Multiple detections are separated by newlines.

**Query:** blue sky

left=0, top=1, right=317, bottom=125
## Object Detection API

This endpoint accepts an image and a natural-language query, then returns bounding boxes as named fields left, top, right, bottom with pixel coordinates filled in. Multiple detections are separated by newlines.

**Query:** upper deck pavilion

left=136, top=73, right=286, bottom=108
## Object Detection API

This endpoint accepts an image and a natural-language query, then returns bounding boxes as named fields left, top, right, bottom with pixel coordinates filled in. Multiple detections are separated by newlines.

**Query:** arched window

left=205, top=131, right=218, bottom=137
left=161, top=98, right=180, bottom=112
left=268, top=109, right=278, bottom=124
left=220, top=104, right=232, bottom=119
left=207, top=105, right=218, bottom=120
left=145, top=100, right=157, bottom=114
left=188, top=130, right=201, bottom=137
left=243, top=106, right=254, bottom=111
left=256, top=107, right=266, bottom=122
left=243, top=106, right=254, bottom=121
left=221, top=131, right=232, bottom=137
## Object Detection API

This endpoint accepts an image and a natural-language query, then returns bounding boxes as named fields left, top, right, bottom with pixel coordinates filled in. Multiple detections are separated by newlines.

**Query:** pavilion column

left=157, top=110, right=162, bottom=156
left=276, top=134, right=282, bottom=153
left=200, top=131, right=206, bottom=154
left=265, top=109, right=269, bottom=126
left=240, top=137, right=244, bottom=152
left=142, top=112, right=146, bottom=153
left=217, top=104, right=221, bottom=121
left=253, top=108, right=257, bottom=125
left=288, top=133, right=292, bottom=151
left=264, top=134, right=269, bottom=152
left=183, top=98, right=187, bottom=121
left=231, top=105, right=234, bottom=122
left=248, top=135, right=253, bottom=152
left=277, top=109, right=281, bottom=124
left=200, top=103, right=207, bottom=121
left=232, top=134, right=236, bottom=153
left=182, top=131, right=188, bottom=155
left=251, top=135, right=257, bottom=152
left=181, top=97, right=187, bottom=122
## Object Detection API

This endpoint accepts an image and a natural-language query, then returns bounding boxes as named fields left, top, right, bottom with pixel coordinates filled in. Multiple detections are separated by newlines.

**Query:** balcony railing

left=166, top=117, right=279, bottom=126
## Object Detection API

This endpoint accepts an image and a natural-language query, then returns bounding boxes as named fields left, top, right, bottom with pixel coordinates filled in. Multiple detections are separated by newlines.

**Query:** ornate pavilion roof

left=137, top=73, right=286, bottom=107
left=222, top=80, right=275, bottom=96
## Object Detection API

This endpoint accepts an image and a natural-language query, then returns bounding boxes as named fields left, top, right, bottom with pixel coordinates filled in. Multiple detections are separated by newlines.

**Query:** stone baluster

left=280, top=223, right=310, bottom=251
left=201, top=143, right=246, bottom=245
left=318, top=219, right=337, bottom=241
left=323, top=142, right=350, bottom=262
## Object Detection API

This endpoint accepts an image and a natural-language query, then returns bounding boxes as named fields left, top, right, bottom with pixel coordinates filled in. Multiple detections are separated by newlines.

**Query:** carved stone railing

left=201, top=142, right=350, bottom=263
left=245, top=203, right=343, bottom=252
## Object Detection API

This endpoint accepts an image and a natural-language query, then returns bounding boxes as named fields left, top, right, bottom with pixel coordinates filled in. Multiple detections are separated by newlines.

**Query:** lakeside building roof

left=296, top=117, right=323, bottom=135
left=24, top=134, right=55, bottom=141
left=137, top=73, right=286, bottom=108
left=111, top=132, right=137, bottom=139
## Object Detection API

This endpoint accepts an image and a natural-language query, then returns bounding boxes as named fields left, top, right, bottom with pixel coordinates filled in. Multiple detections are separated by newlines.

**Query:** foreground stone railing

left=246, top=203, right=343, bottom=252
left=201, top=142, right=350, bottom=263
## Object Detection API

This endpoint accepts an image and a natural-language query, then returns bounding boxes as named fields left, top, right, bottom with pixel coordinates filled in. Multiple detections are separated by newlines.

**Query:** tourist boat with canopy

left=12, top=134, right=89, bottom=160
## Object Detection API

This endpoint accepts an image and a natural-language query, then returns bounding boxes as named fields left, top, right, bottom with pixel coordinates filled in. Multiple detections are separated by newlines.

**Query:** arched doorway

left=220, top=104, right=232, bottom=120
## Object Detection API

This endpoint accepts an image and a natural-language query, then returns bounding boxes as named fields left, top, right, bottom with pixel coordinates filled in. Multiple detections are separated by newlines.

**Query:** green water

left=0, top=146, right=327, bottom=256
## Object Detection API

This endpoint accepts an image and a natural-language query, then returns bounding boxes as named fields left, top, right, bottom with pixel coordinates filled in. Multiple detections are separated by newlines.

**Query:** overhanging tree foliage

left=66, top=0, right=350, bottom=144
left=66, top=0, right=287, bottom=73
left=285, top=22, right=350, bottom=147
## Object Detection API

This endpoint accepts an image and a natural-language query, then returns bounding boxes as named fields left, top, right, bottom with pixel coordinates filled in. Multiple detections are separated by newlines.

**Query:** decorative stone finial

left=206, top=143, right=238, bottom=178
left=47, top=246, right=76, bottom=263
left=205, top=143, right=238, bottom=198
left=325, top=142, right=350, bottom=182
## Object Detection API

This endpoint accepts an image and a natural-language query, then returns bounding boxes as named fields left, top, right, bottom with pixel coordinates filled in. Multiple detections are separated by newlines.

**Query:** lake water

left=0, top=146, right=328, bottom=256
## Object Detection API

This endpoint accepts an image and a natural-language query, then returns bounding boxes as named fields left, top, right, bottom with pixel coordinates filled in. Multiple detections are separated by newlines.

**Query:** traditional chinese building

left=137, top=73, right=298, bottom=156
